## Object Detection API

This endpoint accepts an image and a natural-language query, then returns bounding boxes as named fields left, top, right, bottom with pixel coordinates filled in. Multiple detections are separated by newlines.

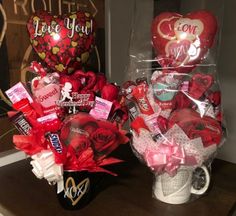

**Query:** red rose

left=91, top=120, right=128, bottom=158
left=93, top=73, right=107, bottom=93
left=101, top=84, right=119, bottom=102
left=169, top=108, right=222, bottom=147
left=91, top=128, right=117, bottom=155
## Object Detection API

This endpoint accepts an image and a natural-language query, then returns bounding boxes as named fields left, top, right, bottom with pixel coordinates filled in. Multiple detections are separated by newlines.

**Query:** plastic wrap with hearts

left=124, top=1, right=226, bottom=203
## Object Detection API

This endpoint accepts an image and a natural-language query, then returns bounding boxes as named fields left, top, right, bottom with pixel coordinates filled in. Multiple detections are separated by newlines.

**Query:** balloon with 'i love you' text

left=151, top=10, right=217, bottom=72
left=27, top=10, right=96, bottom=74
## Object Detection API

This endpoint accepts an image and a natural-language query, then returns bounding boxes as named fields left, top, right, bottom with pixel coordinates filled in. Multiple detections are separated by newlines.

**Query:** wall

left=216, top=0, right=236, bottom=163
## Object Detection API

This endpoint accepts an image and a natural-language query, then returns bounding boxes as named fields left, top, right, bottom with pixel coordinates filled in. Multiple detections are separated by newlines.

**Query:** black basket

left=57, top=171, right=99, bottom=210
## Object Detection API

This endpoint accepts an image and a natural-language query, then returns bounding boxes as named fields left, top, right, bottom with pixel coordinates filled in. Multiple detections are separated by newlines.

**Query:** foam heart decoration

left=189, top=73, right=213, bottom=99
left=27, top=10, right=95, bottom=73
left=152, top=11, right=217, bottom=72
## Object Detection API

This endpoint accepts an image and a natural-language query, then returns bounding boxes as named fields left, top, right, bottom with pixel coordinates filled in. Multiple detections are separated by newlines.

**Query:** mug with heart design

left=57, top=171, right=94, bottom=210
left=153, top=166, right=210, bottom=204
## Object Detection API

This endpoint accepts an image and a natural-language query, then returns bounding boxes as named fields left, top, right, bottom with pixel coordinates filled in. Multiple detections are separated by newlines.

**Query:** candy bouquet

left=124, top=7, right=226, bottom=204
left=5, top=10, right=128, bottom=209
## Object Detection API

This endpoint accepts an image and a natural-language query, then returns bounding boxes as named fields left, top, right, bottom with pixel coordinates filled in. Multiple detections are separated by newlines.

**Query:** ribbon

left=30, top=150, right=64, bottom=193
left=144, top=139, right=197, bottom=176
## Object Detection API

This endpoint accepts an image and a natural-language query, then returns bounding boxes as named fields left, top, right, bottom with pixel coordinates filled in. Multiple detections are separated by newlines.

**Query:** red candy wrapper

left=132, top=84, right=154, bottom=115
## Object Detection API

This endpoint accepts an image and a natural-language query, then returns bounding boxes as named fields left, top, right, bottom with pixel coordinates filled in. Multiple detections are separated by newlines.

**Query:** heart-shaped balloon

left=27, top=10, right=96, bottom=73
left=151, top=11, right=217, bottom=72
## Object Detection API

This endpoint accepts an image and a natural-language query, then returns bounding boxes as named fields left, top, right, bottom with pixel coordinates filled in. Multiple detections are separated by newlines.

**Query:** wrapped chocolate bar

left=124, top=0, right=226, bottom=204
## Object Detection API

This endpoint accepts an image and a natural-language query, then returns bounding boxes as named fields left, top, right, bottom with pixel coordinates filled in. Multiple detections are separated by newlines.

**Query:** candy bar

left=127, top=101, right=139, bottom=120
left=132, top=84, right=154, bottom=115
left=10, top=112, right=32, bottom=135
left=47, top=133, right=63, bottom=154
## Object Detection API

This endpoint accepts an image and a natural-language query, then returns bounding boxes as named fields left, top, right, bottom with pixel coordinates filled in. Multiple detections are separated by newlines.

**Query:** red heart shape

left=189, top=73, right=213, bottom=99
left=27, top=11, right=96, bottom=73
left=73, top=71, right=97, bottom=91
left=152, top=11, right=217, bottom=72
left=60, top=71, right=97, bottom=92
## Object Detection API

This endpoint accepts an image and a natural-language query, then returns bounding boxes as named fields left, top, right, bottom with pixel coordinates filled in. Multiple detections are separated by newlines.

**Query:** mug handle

left=190, top=165, right=210, bottom=195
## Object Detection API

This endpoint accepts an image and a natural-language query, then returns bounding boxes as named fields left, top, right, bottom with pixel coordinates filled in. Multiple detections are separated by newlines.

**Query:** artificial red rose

left=169, top=108, right=222, bottom=147
left=217, top=111, right=222, bottom=122
left=91, top=128, right=117, bottom=154
left=187, top=125, right=222, bottom=147
left=92, top=120, right=129, bottom=158
left=101, top=84, right=119, bottom=102
left=61, top=113, right=128, bottom=161
left=93, top=73, right=107, bottom=93
left=70, top=135, right=91, bottom=154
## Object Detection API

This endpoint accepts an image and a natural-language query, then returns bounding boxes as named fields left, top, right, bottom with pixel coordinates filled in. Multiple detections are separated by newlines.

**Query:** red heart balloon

left=27, top=10, right=96, bottom=73
left=151, top=11, right=217, bottom=72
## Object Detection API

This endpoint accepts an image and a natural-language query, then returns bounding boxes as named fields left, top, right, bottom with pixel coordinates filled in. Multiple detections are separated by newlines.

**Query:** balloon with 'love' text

left=27, top=10, right=96, bottom=74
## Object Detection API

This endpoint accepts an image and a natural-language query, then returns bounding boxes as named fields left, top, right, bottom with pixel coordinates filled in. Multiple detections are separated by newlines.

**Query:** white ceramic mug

left=153, top=166, right=210, bottom=204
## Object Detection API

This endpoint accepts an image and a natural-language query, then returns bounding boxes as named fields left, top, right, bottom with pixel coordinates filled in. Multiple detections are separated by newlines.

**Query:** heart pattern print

left=27, top=10, right=96, bottom=73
